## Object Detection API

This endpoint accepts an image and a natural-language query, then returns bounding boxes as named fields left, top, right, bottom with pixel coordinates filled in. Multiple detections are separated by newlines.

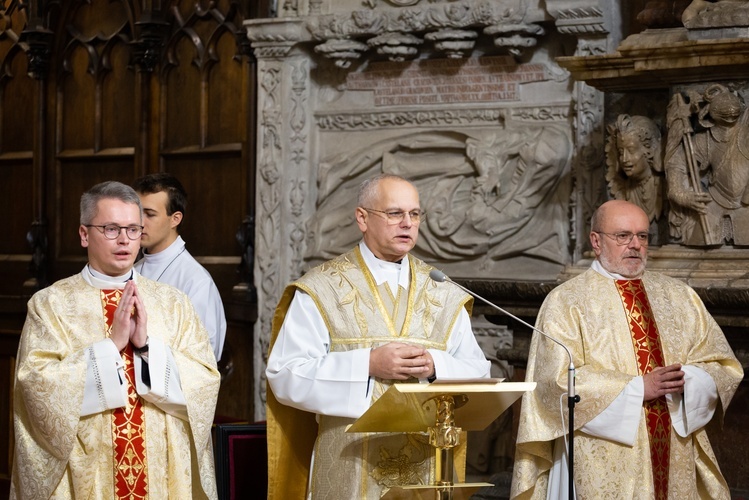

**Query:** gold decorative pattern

left=512, top=269, right=743, bottom=499
left=11, top=273, right=220, bottom=499
left=272, top=247, right=471, bottom=499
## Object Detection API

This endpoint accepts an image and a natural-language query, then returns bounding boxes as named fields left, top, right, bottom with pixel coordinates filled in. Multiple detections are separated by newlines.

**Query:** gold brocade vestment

left=511, top=268, right=743, bottom=500
left=267, top=247, right=473, bottom=500
left=11, top=272, right=220, bottom=500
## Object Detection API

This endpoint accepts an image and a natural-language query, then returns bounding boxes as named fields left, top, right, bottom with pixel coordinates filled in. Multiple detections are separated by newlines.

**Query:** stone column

left=246, top=19, right=313, bottom=420
left=548, top=0, right=618, bottom=262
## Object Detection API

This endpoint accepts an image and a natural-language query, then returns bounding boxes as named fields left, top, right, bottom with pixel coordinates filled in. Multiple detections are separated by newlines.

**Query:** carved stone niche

left=556, top=18, right=749, bottom=328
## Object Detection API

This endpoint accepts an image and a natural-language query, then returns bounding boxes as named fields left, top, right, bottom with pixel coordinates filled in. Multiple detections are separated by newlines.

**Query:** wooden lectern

left=347, top=379, right=535, bottom=500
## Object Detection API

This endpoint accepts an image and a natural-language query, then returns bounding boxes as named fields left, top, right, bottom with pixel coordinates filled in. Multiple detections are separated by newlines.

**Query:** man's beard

left=599, top=250, right=647, bottom=278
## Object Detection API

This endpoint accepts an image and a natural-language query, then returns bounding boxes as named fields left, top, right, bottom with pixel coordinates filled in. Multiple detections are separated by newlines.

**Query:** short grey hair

left=357, top=173, right=415, bottom=207
left=80, top=181, right=143, bottom=225
left=590, top=203, right=608, bottom=233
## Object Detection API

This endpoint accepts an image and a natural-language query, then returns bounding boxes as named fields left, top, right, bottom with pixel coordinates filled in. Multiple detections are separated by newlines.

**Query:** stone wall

left=245, top=0, right=748, bottom=494
left=245, top=0, right=614, bottom=422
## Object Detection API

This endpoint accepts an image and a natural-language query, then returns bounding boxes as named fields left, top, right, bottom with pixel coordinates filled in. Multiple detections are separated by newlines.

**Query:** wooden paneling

left=58, top=45, right=97, bottom=151
left=163, top=37, right=202, bottom=149
left=0, top=26, right=36, bottom=498
left=0, top=161, right=34, bottom=256
left=0, top=0, right=269, bottom=495
left=207, top=32, right=247, bottom=146
left=163, top=156, right=246, bottom=256
left=0, top=348, right=16, bottom=499
left=0, top=19, right=36, bottom=298
left=101, top=43, right=137, bottom=150
left=1, top=50, right=34, bottom=153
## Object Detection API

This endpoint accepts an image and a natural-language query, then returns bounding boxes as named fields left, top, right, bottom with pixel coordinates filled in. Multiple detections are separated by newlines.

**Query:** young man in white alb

left=133, top=173, right=226, bottom=360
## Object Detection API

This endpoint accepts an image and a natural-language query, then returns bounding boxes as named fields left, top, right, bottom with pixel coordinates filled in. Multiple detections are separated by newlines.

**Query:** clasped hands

left=369, top=342, right=434, bottom=380
left=643, top=363, right=685, bottom=401
left=109, top=280, right=148, bottom=352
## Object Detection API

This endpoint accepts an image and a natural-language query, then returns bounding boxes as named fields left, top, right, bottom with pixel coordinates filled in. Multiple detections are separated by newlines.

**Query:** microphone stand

left=430, top=270, right=579, bottom=499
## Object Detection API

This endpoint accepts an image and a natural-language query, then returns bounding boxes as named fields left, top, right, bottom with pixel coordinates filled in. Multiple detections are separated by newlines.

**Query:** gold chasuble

left=267, top=247, right=472, bottom=500
left=512, top=268, right=743, bottom=500
left=101, top=289, right=148, bottom=498
left=614, top=279, right=670, bottom=500
left=11, top=272, right=220, bottom=500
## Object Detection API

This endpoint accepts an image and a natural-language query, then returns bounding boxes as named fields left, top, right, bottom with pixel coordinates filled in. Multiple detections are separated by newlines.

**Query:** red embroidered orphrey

left=615, top=279, right=670, bottom=500
left=101, top=289, right=148, bottom=499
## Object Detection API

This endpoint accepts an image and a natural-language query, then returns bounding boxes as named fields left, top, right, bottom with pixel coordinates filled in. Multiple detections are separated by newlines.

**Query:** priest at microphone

left=511, top=200, right=743, bottom=499
left=265, top=173, right=490, bottom=499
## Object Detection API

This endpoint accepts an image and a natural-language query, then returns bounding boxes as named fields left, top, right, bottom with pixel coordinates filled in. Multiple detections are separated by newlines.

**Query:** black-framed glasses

left=594, top=231, right=650, bottom=246
left=362, top=208, right=426, bottom=225
left=85, top=224, right=144, bottom=240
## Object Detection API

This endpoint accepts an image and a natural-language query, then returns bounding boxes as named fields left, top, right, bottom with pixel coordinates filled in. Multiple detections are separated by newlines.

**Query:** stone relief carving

left=571, top=74, right=607, bottom=261
left=282, top=0, right=299, bottom=16
left=665, top=84, right=749, bottom=246
left=245, top=0, right=604, bottom=419
left=682, top=0, right=749, bottom=28
left=605, top=114, right=665, bottom=226
left=315, top=106, right=570, bottom=132
left=314, top=39, right=370, bottom=68
left=424, top=28, right=478, bottom=59
left=316, top=109, right=506, bottom=131
left=306, top=0, right=546, bottom=65
left=561, top=8, right=610, bottom=245
left=305, top=126, right=572, bottom=276
left=289, top=60, right=310, bottom=279
left=510, top=105, right=570, bottom=123
left=367, top=32, right=423, bottom=61
left=562, top=31, right=610, bottom=262
left=255, top=64, right=284, bottom=411
left=637, top=0, right=749, bottom=31
left=549, top=6, right=606, bottom=35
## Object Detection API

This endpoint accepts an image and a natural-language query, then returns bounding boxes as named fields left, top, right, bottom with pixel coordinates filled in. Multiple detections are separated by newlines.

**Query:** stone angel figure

left=605, top=114, right=666, bottom=227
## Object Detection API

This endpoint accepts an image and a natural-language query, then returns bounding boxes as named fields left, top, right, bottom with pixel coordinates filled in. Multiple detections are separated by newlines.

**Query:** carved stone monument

left=244, top=4, right=614, bottom=490
left=559, top=1, right=749, bottom=284
left=245, top=0, right=614, bottom=423
left=246, top=1, right=747, bottom=495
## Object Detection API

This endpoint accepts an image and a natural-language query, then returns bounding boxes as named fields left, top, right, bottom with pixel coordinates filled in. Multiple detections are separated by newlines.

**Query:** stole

left=615, top=279, right=671, bottom=500
left=101, top=289, right=148, bottom=499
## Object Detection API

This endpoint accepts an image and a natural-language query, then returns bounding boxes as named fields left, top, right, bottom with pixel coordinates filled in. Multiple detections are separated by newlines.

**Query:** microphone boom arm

left=429, top=269, right=575, bottom=392
left=429, top=269, right=579, bottom=498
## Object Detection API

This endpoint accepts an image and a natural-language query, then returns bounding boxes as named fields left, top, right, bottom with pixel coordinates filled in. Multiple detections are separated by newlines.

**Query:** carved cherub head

left=605, top=115, right=665, bottom=223
left=606, top=114, right=663, bottom=182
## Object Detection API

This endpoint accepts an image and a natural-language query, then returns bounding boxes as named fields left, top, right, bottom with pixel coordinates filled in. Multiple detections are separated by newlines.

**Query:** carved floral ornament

left=308, top=0, right=546, bottom=67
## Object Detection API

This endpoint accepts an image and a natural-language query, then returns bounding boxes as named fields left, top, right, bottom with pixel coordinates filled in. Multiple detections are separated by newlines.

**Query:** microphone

left=429, top=269, right=575, bottom=398
left=429, top=268, right=579, bottom=498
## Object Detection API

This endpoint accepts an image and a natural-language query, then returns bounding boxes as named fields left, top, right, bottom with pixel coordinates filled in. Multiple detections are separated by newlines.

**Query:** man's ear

left=79, top=225, right=89, bottom=248
left=170, top=211, right=183, bottom=229
left=355, top=207, right=367, bottom=232
left=590, top=231, right=602, bottom=255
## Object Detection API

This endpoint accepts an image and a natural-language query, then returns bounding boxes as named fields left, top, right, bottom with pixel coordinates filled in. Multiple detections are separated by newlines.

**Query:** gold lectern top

left=346, top=379, right=536, bottom=434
